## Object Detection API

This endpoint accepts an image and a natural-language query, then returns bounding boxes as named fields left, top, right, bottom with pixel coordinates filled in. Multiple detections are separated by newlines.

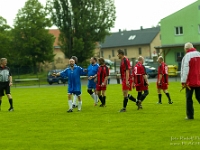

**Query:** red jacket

left=181, top=48, right=200, bottom=87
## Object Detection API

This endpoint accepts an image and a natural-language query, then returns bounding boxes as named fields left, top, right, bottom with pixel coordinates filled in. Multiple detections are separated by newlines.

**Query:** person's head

left=98, top=57, right=105, bottom=66
left=117, top=49, right=124, bottom=59
left=69, top=59, right=75, bottom=67
left=184, top=42, right=194, bottom=52
left=0, top=58, right=7, bottom=67
left=71, top=56, right=78, bottom=64
left=90, top=57, right=97, bottom=64
left=138, top=56, right=144, bottom=64
left=157, top=56, right=164, bottom=64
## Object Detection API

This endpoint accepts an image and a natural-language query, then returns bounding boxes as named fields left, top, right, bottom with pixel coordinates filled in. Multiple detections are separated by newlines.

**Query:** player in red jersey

left=132, top=56, right=149, bottom=110
left=96, top=58, right=109, bottom=107
left=117, top=49, right=136, bottom=112
left=157, top=56, right=173, bottom=104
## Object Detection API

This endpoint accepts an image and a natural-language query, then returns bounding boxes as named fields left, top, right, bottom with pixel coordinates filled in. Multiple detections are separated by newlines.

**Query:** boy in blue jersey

left=86, top=57, right=99, bottom=106
left=71, top=56, right=78, bottom=108
left=53, top=59, right=86, bottom=112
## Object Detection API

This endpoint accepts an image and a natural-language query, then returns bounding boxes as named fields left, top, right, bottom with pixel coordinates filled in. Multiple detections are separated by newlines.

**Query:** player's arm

left=102, top=66, right=109, bottom=85
left=9, top=69, right=13, bottom=86
left=158, top=66, right=163, bottom=84
left=142, top=65, right=148, bottom=85
left=123, top=58, right=129, bottom=85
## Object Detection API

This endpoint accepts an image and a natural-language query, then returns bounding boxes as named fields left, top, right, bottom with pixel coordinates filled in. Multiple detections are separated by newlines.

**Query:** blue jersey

left=87, top=63, right=99, bottom=89
left=60, top=66, right=86, bottom=93
left=87, top=63, right=99, bottom=76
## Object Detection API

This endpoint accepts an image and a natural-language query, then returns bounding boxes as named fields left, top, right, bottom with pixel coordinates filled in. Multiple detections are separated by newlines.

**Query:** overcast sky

left=0, top=0, right=197, bottom=32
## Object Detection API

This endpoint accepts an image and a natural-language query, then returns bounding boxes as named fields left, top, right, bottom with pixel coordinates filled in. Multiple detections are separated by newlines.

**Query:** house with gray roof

left=100, top=27, right=161, bottom=61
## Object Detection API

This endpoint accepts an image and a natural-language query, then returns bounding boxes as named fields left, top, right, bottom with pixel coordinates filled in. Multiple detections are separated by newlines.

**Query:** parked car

left=145, top=66, right=157, bottom=78
left=47, top=69, right=68, bottom=85
left=105, top=59, right=114, bottom=66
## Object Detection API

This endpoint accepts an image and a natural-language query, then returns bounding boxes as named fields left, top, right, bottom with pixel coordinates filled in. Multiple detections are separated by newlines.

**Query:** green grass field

left=0, top=82, right=200, bottom=150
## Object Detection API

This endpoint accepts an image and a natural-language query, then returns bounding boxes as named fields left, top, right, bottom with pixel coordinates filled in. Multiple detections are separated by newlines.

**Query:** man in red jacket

left=157, top=56, right=173, bottom=104
left=181, top=42, right=200, bottom=120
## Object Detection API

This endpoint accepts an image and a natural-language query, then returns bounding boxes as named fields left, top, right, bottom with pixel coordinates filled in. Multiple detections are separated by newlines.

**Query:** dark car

left=145, top=66, right=157, bottom=78
left=47, top=69, right=68, bottom=85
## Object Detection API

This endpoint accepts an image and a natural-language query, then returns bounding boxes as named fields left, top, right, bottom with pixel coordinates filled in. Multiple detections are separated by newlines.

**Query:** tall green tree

left=12, top=0, right=55, bottom=71
left=47, top=0, right=116, bottom=64
left=0, top=16, right=12, bottom=58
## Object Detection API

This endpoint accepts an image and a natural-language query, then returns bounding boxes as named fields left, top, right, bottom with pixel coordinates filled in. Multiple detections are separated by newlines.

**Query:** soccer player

left=96, top=58, right=109, bottom=107
left=132, top=56, right=149, bottom=110
left=71, top=56, right=78, bottom=108
left=53, top=59, right=86, bottom=112
left=87, top=57, right=99, bottom=106
left=0, top=58, right=14, bottom=111
left=157, top=56, right=173, bottom=104
left=181, top=42, right=200, bottom=119
left=117, top=49, right=133, bottom=112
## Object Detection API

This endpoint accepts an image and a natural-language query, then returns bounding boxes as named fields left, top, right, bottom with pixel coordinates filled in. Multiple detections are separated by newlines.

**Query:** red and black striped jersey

left=97, top=65, right=109, bottom=85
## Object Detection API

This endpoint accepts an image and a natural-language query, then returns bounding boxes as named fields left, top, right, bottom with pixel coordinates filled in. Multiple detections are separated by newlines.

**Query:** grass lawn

left=0, top=82, right=200, bottom=150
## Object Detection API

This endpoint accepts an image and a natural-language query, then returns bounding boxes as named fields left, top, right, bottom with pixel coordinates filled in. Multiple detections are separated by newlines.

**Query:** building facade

left=155, top=0, right=200, bottom=70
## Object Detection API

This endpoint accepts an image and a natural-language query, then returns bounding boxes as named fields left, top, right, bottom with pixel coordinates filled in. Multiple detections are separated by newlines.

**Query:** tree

left=0, top=16, right=12, bottom=58
left=47, top=0, right=116, bottom=64
left=12, top=0, right=55, bottom=72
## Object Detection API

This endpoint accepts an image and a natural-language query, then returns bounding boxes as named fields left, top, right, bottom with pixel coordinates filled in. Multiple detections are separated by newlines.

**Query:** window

left=112, top=50, right=115, bottom=57
left=101, top=50, right=104, bottom=57
left=176, top=52, right=184, bottom=62
left=138, top=48, right=142, bottom=55
left=128, top=35, right=136, bottom=40
left=124, top=49, right=127, bottom=55
left=175, top=26, right=183, bottom=35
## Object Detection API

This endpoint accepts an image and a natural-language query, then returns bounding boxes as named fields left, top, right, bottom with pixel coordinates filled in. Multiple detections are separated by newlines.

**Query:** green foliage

left=47, top=0, right=116, bottom=63
left=12, top=0, right=55, bottom=69
left=1, top=82, right=200, bottom=149
left=0, top=16, right=12, bottom=58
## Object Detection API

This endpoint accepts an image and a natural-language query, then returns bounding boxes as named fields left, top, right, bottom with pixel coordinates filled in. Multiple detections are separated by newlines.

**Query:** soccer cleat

left=67, top=109, right=73, bottom=113
left=168, top=101, right=173, bottom=104
left=185, top=116, right=194, bottom=120
left=137, top=100, right=142, bottom=110
left=157, top=102, right=162, bottom=104
left=94, top=103, right=98, bottom=106
left=99, top=104, right=105, bottom=107
left=119, top=108, right=126, bottom=112
left=8, top=107, right=14, bottom=112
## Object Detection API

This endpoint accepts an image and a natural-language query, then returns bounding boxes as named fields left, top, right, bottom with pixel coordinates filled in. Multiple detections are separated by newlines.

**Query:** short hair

left=92, top=57, right=97, bottom=62
left=0, top=58, right=7, bottom=63
left=71, top=56, right=78, bottom=64
left=184, top=42, right=194, bottom=49
left=98, top=57, right=105, bottom=65
left=138, top=56, right=144, bottom=61
left=117, top=49, right=124, bottom=55
left=158, top=56, right=164, bottom=61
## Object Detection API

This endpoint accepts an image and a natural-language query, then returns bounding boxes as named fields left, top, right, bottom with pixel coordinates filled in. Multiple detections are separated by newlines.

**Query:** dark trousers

left=186, top=87, right=200, bottom=118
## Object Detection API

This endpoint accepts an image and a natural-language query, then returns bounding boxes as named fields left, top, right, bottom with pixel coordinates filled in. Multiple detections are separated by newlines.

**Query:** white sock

left=95, top=94, right=99, bottom=104
left=91, top=93, right=95, bottom=101
left=68, top=100, right=72, bottom=109
left=78, top=101, right=82, bottom=111
left=73, top=95, right=77, bottom=105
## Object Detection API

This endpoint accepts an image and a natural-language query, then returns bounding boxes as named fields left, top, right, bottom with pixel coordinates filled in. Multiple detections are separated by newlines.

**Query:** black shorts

left=0, top=82, right=11, bottom=96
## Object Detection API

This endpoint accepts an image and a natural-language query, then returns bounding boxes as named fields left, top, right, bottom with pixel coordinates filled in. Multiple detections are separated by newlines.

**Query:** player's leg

left=0, top=86, right=4, bottom=111
left=100, top=87, right=107, bottom=107
left=157, top=87, right=162, bottom=104
left=194, top=87, right=200, bottom=104
left=67, top=93, right=73, bottom=112
left=76, top=91, right=82, bottom=111
left=186, top=87, right=194, bottom=119
left=5, top=85, right=13, bottom=111
left=163, top=88, right=173, bottom=104
left=119, top=81, right=130, bottom=112
left=72, top=94, right=78, bottom=108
